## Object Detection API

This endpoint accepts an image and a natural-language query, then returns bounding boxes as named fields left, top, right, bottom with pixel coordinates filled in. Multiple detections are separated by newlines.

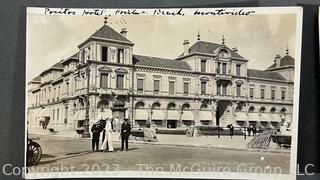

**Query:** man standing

left=120, top=118, right=131, bottom=151
left=91, top=120, right=102, bottom=152
left=229, top=124, right=234, bottom=139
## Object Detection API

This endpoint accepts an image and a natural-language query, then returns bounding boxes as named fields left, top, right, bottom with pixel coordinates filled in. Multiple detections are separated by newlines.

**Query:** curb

left=29, top=133, right=291, bottom=155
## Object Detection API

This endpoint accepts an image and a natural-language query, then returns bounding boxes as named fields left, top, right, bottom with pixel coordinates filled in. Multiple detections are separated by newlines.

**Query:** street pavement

left=27, top=135, right=291, bottom=174
left=28, top=128, right=288, bottom=152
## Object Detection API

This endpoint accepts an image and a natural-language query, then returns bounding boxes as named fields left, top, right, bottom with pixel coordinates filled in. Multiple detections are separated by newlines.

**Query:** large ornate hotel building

left=27, top=21, right=295, bottom=131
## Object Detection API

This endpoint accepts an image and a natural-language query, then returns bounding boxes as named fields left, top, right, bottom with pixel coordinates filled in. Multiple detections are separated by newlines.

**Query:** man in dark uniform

left=91, top=120, right=102, bottom=152
left=120, top=118, right=131, bottom=151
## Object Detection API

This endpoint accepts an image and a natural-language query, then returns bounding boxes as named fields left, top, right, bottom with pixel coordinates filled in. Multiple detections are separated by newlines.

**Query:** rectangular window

left=53, top=109, right=55, bottom=120
left=222, top=63, right=227, bottom=74
left=116, top=74, right=124, bottom=89
left=53, top=88, right=56, bottom=102
left=236, top=64, right=241, bottom=76
left=57, top=86, right=60, bottom=101
left=260, top=89, right=265, bottom=99
left=236, top=84, right=241, bottom=96
left=222, top=84, right=227, bottom=95
left=117, top=49, right=124, bottom=63
left=250, top=88, right=254, bottom=98
left=281, top=90, right=286, bottom=100
left=217, top=63, right=221, bottom=74
left=102, top=46, right=108, bottom=62
left=75, top=79, right=77, bottom=91
left=169, top=81, right=175, bottom=95
left=271, top=89, right=275, bottom=100
left=66, top=82, right=69, bottom=94
left=100, top=73, right=108, bottom=89
left=201, top=60, right=206, bottom=72
left=201, top=81, right=206, bottom=94
left=217, top=84, right=221, bottom=95
left=137, top=79, right=144, bottom=91
left=57, top=109, right=59, bottom=121
left=64, top=107, right=68, bottom=124
left=48, top=89, right=51, bottom=103
left=183, top=82, right=189, bottom=95
left=81, top=51, right=85, bottom=63
left=154, top=80, right=160, bottom=94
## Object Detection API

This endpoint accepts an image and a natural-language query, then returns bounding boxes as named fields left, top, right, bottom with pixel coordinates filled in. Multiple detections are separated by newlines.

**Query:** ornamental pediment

left=98, top=66, right=113, bottom=72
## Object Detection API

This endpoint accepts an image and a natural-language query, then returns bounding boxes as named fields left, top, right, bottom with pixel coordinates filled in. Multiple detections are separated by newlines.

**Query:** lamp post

left=128, top=88, right=134, bottom=126
left=82, top=66, right=91, bottom=138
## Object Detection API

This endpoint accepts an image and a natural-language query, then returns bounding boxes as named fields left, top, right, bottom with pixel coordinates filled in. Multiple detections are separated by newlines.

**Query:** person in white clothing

left=100, top=118, right=114, bottom=152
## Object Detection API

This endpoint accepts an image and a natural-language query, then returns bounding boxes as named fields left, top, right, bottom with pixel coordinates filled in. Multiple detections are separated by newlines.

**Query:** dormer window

left=218, top=49, right=230, bottom=58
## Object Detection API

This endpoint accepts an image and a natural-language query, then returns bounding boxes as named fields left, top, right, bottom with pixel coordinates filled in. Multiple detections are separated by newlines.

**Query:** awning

left=167, top=110, right=180, bottom=120
left=247, top=113, right=259, bottom=121
left=200, top=111, right=213, bottom=121
left=39, top=108, right=51, bottom=117
left=235, top=112, right=247, bottom=121
left=97, top=109, right=112, bottom=120
left=135, top=109, right=148, bottom=120
left=269, top=114, right=282, bottom=122
left=151, top=110, right=164, bottom=120
left=259, top=113, right=270, bottom=121
left=181, top=111, right=194, bottom=121
left=74, top=110, right=86, bottom=121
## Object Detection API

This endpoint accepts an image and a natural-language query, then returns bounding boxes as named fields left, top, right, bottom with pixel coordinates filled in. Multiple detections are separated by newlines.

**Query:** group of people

left=247, top=125, right=257, bottom=136
left=91, top=117, right=131, bottom=152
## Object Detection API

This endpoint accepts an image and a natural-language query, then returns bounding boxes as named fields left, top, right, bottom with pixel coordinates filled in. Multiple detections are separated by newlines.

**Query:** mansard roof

left=79, top=25, right=133, bottom=47
left=247, top=69, right=286, bottom=81
left=178, top=41, right=245, bottom=59
left=133, top=54, right=192, bottom=71
left=266, top=55, right=295, bottom=70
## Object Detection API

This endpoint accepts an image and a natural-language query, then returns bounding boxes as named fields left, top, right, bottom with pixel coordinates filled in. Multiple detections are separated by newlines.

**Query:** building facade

left=27, top=21, right=294, bottom=131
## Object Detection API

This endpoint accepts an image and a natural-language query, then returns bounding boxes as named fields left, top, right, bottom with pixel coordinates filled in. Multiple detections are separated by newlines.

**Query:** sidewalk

left=28, top=128, right=290, bottom=154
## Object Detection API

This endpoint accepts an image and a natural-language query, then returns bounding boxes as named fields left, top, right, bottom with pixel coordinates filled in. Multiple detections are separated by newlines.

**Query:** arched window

left=235, top=105, right=242, bottom=112
left=151, top=102, right=161, bottom=110
left=218, top=49, right=231, bottom=58
left=97, top=100, right=109, bottom=111
left=135, top=101, right=145, bottom=109
left=260, top=107, right=266, bottom=113
left=280, top=108, right=287, bottom=114
left=167, top=102, right=176, bottom=110
left=182, top=103, right=190, bottom=111
left=270, top=107, right=276, bottom=113
left=248, top=106, right=255, bottom=112
left=200, top=103, right=209, bottom=110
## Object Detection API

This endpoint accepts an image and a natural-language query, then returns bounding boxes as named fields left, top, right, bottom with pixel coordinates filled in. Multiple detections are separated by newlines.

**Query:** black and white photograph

left=25, top=7, right=302, bottom=179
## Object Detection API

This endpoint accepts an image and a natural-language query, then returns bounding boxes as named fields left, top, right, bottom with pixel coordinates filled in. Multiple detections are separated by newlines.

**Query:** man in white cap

left=101, top=118, right=114, bottom=152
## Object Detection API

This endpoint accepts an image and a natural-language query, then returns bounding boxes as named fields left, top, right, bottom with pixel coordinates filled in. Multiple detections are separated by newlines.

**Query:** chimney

left=232, top=47, right=238, bottom=53
left=274, top=54, right=281, bottom=67
left=120, top=28, right=127, bottom=37
left=183, top=40, right=190, bottom=56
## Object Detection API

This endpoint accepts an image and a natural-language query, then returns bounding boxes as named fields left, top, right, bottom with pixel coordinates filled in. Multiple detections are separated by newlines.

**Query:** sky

left=26, top=13, right=297, bottom=81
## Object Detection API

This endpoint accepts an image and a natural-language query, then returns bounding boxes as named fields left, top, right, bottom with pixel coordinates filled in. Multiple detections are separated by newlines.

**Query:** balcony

left=214, top=94, right=233, bottom=101
left=215, top=74, right=232, bottom=80
left=233, top=96, right=247, bottom=101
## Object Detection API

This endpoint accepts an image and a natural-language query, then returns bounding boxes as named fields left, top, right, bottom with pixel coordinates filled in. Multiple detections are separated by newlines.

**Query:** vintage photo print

left=25, top=7, right=302, bottom=179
